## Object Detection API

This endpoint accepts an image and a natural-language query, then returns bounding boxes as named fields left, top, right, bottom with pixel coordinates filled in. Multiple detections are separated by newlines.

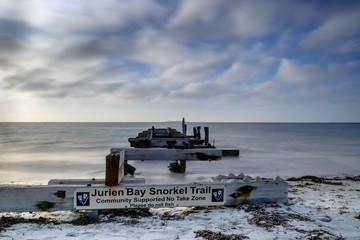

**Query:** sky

left=0, top=0, right=359, bottom=122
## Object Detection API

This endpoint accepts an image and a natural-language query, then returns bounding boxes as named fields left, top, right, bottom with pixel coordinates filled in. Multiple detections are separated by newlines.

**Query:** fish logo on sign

left=76, top=192, right=90, bottom=206
left=211, top=189, right=224, bottom=202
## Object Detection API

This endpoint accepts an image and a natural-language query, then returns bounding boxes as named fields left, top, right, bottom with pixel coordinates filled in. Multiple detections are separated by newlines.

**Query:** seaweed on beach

left=0, top=209, right=153, bottom=230
left=70, top=209, right=153, bottom=225
left=69, top=215, right=99, bottom=226
left=100, top=208, right=152, bottom=219
left=182, top=206, right=229, bottom=215
left=286, top=176, right=343, bottom=185
left=0, top=216, right=57, bottom=232
left=245, top=205, right=312, bottom=230
left=244, top=205, right=344, bottom=239
left=247, top=207, right=290, bottom=230
left=344, top=176, right=360, bottom=181
left=159, top=212, right=184, bottom=221
left=194, top=230, right=249, bottom=240
left=292, top=228, right=344, bottom=240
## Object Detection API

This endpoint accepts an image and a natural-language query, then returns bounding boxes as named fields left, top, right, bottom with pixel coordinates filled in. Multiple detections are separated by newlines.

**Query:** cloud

left=166, top=0, right=322, bottom=43
left=0, top=18, right=34, bottom=37
left=0, top=0, right=165, bottom=35
left=0, top=0, right=359, bottom=116
left=0, top=33, right=24, bottom=55
left=218, top=53, right=275, bottom=84
left=167, top=0, right=278, bottom=40
left=124, top=29, right=192, bottom=67
left=168, top=81, right=230, bottom=101
left=161, top=61, right=215, bottom=83
left=276, top=59, right=323, bottom=85
left=337, top=38, right=360, bottom=54
left=302, top=5, right=360, bottom=48
left=251, top=59, right=359, bottom=103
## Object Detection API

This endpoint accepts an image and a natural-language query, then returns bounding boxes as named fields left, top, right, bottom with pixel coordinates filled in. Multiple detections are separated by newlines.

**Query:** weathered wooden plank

left=0, top=185, right=76, bottom=212
left=0, top=178, right=287, bottom=212
left=225, top=181, right=288, bottom=204
left=211, top=175, right=288, bottom=204
left=48, top=177, right=145, bottom=185
left=111, top=148, right=222, bottom=161
left=48, top=179, right=105, bottom=185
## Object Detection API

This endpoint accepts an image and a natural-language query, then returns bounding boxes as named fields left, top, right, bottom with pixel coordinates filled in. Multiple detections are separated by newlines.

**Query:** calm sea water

left=0, top=122, right=359, bottom=184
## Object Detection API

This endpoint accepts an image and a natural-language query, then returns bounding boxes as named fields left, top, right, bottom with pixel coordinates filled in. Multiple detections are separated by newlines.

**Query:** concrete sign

left=74, top=185, right=226, bottom=209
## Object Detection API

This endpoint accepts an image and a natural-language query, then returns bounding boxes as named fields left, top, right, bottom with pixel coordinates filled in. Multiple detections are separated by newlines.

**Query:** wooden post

left=204, top=127, right=209, bottom=145
left=85, top=210, right=99, bottom=220
left=196, top=126, right=201, bottom=139
left=182, top=118, right=186, bottom=137
left=147, top=129, right=153, bottom=140
left=193, top=127, right=197, bottom=138
left=105, top=151, right=125, bottom=186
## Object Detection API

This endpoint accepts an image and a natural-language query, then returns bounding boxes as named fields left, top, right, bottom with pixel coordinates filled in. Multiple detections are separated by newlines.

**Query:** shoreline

left=1, top=176, right=360, bottom=239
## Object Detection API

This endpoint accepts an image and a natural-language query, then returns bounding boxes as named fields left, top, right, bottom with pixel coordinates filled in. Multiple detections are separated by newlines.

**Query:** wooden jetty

left=0, top=148, right=288, bottom=214
left=128, top=118, right=212, bottom=149
left=127, top=118, right=239, bottom=173
left=128, top=118, right=239, bottom=154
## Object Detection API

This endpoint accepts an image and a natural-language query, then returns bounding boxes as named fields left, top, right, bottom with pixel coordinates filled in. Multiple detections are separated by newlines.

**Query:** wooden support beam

left=221, top=149, right=240, bottom=156
left=111, top=148, right=222, bottom=161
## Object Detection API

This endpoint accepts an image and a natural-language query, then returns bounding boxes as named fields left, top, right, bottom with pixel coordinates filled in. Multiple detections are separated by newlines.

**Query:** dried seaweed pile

left=194, top=230, right=249, bottom=240
left=244, top=205, right=344, bottom=239
left=286, top=175, right=347, bottom=185
left=0, top=216, right=58, bottom=232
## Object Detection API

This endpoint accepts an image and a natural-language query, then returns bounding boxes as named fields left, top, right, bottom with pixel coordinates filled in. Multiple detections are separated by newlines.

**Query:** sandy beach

left=1, top=176, right=359, bottom=240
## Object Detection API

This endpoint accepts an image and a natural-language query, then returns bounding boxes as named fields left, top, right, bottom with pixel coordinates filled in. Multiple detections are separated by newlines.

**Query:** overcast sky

left=0, top=0, right=359, bottom=122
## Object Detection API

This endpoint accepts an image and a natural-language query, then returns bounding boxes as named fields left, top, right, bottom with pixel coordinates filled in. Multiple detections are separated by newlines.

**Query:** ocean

left=0, top=122, right=359, bottom=185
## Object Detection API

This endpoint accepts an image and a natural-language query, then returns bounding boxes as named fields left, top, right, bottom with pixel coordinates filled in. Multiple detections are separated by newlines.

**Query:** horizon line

left=1, top=121, right=359, bottom=124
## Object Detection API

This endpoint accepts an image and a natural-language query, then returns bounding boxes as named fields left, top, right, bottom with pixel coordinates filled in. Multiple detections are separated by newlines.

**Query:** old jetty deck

left=128, top=118, right=239, bottom=173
